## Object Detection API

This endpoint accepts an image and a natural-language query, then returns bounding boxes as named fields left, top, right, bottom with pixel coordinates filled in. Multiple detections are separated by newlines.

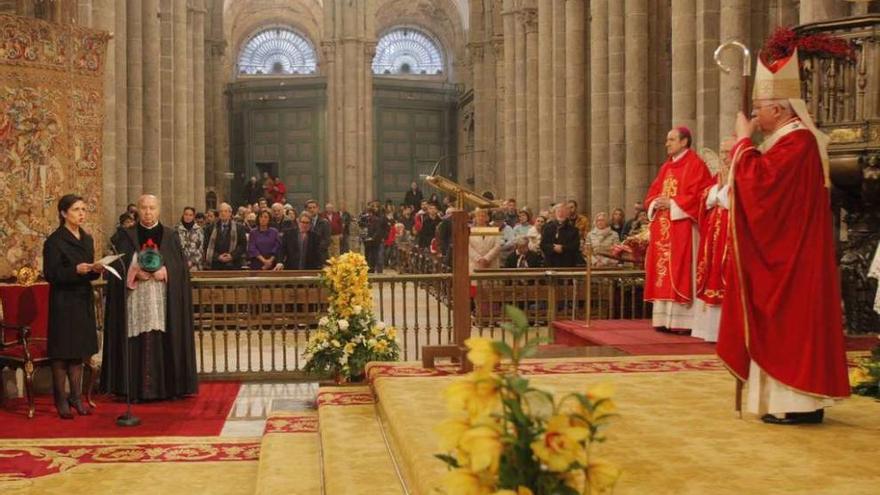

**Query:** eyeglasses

left=299, top=220, right=311, bottom=224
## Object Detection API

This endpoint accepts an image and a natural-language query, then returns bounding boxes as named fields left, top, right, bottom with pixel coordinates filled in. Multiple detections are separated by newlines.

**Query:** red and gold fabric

left=643, top=149, right=714, bottom=304
left=695, top=185, right=730, bottom=306
left=717, top=122, right=850, bottom=399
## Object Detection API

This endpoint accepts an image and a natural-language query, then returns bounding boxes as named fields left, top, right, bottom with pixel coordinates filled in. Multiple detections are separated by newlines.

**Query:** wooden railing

left=91, top=268, right=647, bottom=379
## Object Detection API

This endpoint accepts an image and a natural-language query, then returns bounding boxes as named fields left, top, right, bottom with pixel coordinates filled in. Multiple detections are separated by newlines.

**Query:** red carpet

left=553, top=319, right=878, bottom=356
left=0, top=381, right=240, bottom=438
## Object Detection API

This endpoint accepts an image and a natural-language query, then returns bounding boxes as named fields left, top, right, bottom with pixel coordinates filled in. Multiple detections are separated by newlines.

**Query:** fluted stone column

left=672, top=0, right=697, bottom=131
left=469, top=0, right=485, bottom=190
left=537, top=0, right=554, bottom=208
left=492, top=37, right=506, bottom=197
left=186, top=2, right=195, bottom=212
left=624, top=0, right=650, bottom=209
left=514, top=7, right=527, bottom=202
left=113, top=0, right=127, bottom=212
left=126, top=0, right=143, bottom=201
left=324, top=0, right=375, bottom=207
left=590, top=0, right=609, bottom=214
left=193, top=0, right=206, bottom=209
left=142, top=0, right=161, bottom=196
left=94, top=0, right=116, bottom=229
left=696, top=0, right=719, bottom=151
left=718, top=0, right=749, bottom=143
left=553, top=0, right=566, bottom=200
left=524, top=5, right=539, bottom=208
left=607, top=0, right=625, bottom=211
left=173, top=0, right=189, bottom=216
left=565, top=0, right=586, bottom=206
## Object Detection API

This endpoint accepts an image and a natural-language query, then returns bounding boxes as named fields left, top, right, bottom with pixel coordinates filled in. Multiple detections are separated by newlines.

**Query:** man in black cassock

left=101, top=194, right=198, bottom=401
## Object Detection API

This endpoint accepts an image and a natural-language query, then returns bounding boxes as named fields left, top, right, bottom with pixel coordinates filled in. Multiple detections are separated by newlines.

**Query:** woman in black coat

left=42, top=194, right=105, bottom=419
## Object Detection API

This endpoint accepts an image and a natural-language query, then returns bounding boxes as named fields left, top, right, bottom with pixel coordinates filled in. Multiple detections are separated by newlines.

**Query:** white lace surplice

left=126, top=278, right=166, bottom=338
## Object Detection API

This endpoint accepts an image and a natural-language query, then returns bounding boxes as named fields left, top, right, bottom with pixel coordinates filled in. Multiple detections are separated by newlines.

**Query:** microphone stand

left=109, top=243, right=141, bottom=427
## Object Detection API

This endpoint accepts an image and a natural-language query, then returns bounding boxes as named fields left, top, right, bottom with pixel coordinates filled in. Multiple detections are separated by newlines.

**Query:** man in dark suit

left=275, top=213, right=322, bottom=270
left=203, top=202, right=247, bottom=269
left=305, top=199, right=331, bottom=266
left=504, top=237, right=542, bottom=268
left=541, top=203, right=583, bottom=268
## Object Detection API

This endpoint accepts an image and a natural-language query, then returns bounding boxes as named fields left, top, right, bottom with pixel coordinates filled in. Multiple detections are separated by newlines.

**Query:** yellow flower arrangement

left=436, top=306, right=620, bottom=495
left=304, top=252, right=400, bottom=380
left=850, top=341, right=880, bottom=398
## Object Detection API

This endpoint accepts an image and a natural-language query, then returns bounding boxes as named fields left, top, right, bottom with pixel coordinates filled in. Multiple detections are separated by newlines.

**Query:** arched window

left=372, top=28, right=444, bottom=75
left=237, top=27, right=317, bottom=76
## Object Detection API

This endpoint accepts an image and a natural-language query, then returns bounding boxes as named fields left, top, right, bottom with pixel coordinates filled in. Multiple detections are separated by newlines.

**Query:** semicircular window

left=372, top=28, right=444, bottom=75
left=238, top=27, right=317, bottom=76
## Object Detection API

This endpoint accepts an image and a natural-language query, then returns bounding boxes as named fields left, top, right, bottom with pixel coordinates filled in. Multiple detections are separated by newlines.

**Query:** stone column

left=537, top=0, right=554, bottom=208
left=113, top=0, right=127, bottom=211
left=322, top=40, right=339, bottom=202
left=206, top=0, right=227, bottom=201
left=671, top=0, right=697, bottom=131
left=173, top=0, right=189, bottom=216
left=492, top=36, right=505, bottom=197
left=553, top=0, right=566, bottom=201
left=160, top=0, right=174, bottom=209
left=94, top=0, right=116, bottom=229
left=565, top=0, right=586, bottom=206
left=799, top=0, right=848, bottom=23
left=590, top=0, right=609, bottom=214
left=469, top=0, right=485, bottom=190
left=607, top=0, right=625, bottom=211
left=624, top=0, right=650, bottom=209
left=324, top=0, right=375, bottom=207
left=514, top=6, right=527, bottom=202
left=126, top=0, right=143, bottom=201
left=768, top=0, right=799, bottom=30
left=524, top=5, right=539, bottom=209
left=193, top=0, right=206, bottom=209
left=502, top=1, right=516, bottom=199
left=142, top=0, right=161, bottom=196
left=696, top=0, right=719, bottom=152
left=186, top=1, right=195, bottom=212
left=718, top=0, right=749, bottom=143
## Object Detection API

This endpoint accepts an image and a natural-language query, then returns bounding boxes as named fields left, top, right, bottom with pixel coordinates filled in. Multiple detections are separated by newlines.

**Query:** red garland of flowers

left=763, top=27, right=855, bottom=65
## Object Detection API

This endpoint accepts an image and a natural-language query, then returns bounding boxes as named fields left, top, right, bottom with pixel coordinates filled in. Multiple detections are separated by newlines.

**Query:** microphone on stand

left=107, top=242, right=141, bottom=427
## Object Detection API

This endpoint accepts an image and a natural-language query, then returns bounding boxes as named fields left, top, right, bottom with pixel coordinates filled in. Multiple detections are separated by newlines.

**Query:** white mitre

left=753, top=49, right=831, bottom=187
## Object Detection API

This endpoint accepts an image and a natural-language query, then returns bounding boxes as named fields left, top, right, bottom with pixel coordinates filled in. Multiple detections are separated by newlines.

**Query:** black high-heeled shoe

left=68, top=398, right=91, bottom=416
left=55, top=401, right=74, bottom=420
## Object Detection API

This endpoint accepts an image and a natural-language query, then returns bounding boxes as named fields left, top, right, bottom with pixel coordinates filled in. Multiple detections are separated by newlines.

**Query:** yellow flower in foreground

left=465, top=337, right=500, bottom=371
left=435, top=416, right=471, bottom=451
left=587, top=460, right=621, bottom=493
left=443, top=470, right=493, bottom=495
left=444, top=370, right=501, bottom=419
left=492, top=488, right=533, bottom=495
left=343, top=342, right=356, bottom=355
left=531, top=415, right=589, bottom=472
left=458, top=424, right=503, bottom=474
left=849, top=366, right=870, bottom=386
left=386, top=327, right=397, bottom=339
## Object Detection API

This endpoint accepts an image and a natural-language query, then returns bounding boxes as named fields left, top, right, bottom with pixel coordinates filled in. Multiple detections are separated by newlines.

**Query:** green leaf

left=433, top=454, right=460, bottom=469
left=505, top=305, right=529, bottom=331
left=493, top=341, right=514, bottom=360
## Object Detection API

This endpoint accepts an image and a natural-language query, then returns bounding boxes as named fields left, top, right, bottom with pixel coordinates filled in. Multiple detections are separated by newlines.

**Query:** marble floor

left=219, top=381, right=319, bottom=437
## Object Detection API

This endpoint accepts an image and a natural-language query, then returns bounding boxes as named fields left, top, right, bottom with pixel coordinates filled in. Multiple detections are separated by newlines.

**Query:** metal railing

left=92, top=267, right=646, bottom=379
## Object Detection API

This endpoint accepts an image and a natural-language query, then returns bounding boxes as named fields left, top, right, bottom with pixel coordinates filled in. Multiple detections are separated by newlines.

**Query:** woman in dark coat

left=42, top=194, right=105, bottom=418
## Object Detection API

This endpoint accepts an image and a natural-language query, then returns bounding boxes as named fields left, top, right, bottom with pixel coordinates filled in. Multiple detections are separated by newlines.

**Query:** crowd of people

left=111, top=178, right=650, bottom=275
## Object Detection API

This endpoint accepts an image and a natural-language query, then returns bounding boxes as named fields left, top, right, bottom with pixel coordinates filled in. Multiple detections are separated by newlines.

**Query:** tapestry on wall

left=0, top=14, right=109, bottom=278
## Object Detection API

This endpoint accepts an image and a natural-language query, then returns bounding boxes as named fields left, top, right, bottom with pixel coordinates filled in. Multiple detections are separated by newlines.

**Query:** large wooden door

left=251, top=107, right=321, bottom=207
left=375, top=108, right=446, bottom=204
left=373, top=80, right=457, bottom=205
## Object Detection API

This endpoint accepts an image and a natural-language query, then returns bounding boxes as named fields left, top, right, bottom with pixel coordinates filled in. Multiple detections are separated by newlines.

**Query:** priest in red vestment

left=691, top=142, right=732, bottom=343
left=717, top=49, right=849, bottom=425
left=643, top=127, right=714, bottom=333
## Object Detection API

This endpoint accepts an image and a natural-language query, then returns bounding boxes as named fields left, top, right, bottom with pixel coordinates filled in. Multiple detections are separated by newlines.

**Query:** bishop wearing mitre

left=716, top=49, right=849, bottom=425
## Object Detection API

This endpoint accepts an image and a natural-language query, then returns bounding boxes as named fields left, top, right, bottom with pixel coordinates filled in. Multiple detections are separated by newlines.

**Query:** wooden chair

left=0, top=283, right=99, bottom=418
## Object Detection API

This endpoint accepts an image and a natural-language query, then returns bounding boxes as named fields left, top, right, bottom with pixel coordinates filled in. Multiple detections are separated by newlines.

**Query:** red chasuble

left=643, top=149, right=713, bottom=304
left=717, top=123, right=850, bottom=399
left=695, top=186, right=729, bottom=306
